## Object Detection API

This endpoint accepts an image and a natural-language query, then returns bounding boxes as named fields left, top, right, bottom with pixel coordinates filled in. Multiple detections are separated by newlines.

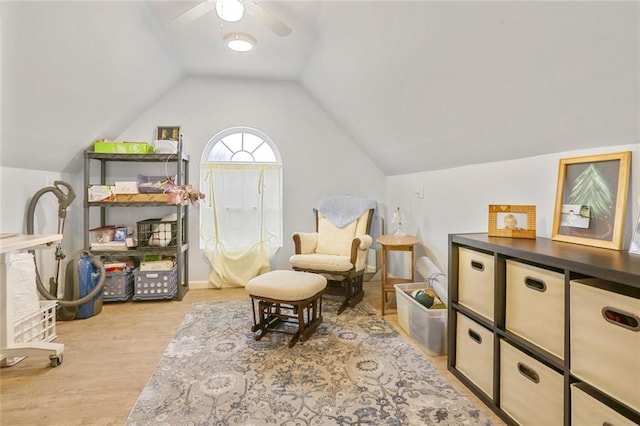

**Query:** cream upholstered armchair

left=290, top=207, right=374, bottom=314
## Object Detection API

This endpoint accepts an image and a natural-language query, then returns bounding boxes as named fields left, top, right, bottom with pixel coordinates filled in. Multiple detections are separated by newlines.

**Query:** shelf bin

left=570, top=279, right=640, bottom=412
left=455, top=312, right=494, bottom=398
left=571, top=384, right=637, bottom=426
left=133, top=266, right=177, bottom=301
left=457, top=247, right=494, bottom=321
left=505, top=260, right=564, bottom=359
left=500, top=340, right=563, bottom=425
left=137, top=218, right=184, bottom=249
left=395, top=282, right=447, bottom=356
left=103, top=269, right=135, bottom=302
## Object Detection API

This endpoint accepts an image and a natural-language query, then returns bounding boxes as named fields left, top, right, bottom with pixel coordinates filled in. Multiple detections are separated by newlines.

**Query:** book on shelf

left=103, top=259, right=136, bottom=273
left=140, top=256, right=175, bottom=271
left=90, top=241, right=127, bottom=251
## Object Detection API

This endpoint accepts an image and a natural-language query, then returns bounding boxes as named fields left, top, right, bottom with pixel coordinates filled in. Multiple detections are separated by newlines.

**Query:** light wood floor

left=1, top=280, right=505, bottom=425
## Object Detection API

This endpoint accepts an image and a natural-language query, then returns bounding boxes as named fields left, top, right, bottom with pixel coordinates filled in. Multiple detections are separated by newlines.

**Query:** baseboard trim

left=189, top=280, right=216, bottom=289
left=188, top=280, right=250, bottom=290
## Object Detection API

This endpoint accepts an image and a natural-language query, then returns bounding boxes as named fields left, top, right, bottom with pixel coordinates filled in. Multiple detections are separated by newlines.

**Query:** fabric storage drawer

left=571, top=384, right=637, bottom=426
left=570, top=280, right=640, bottom=412
left=500, top=340, right=563, bottom=425
left=458, top=247, right=494, bottom=321
left=505, top=260, right=564, bottom=359
left=455, top=312, right=494, bottom=398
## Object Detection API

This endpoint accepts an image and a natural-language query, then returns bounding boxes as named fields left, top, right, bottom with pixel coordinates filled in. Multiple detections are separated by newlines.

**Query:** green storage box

left=94, top=141, right=154, bottom=154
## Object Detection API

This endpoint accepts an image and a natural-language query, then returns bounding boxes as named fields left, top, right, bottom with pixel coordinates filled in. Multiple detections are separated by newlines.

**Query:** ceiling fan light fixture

left=224, top=32, right=256, bottom=53
left=215, top=0, right=244, bottom=23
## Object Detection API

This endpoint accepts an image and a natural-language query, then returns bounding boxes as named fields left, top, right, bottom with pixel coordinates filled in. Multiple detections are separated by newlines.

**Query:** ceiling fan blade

left=242, top=0, right=292, bottom=37
left=172, top=1, right=217, bottom=25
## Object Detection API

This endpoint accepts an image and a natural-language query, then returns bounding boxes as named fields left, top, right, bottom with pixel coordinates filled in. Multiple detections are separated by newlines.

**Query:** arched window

left=205, top=130, right=278, bottom=163
left=200, top=127, right=282, bottom=288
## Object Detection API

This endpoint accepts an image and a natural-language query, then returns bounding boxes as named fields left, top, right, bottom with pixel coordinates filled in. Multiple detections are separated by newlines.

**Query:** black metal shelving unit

left=84, top=150, right=190, bottom=301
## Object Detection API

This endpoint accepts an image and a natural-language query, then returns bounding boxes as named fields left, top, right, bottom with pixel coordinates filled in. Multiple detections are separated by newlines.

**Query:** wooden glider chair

left=290, top=208, right=374, bottom=315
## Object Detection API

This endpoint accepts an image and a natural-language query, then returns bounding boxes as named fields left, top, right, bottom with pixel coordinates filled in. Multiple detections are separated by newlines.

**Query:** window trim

left=200, top=126, right=282, bottom=165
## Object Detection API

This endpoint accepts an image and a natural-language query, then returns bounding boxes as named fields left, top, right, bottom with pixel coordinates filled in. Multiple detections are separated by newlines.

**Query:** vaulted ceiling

left=146, top=0, right=323, bottom=80
left=1, top=1, right=638, bottom=175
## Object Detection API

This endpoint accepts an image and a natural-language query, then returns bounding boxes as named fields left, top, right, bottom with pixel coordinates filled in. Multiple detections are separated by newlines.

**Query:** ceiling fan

left=174, top=0, right=292, bottom=37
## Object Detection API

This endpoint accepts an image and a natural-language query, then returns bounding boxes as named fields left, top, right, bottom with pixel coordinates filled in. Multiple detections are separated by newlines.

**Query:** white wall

left=0, top=16, right=3, bottom=229
left=0, top=166, right=83, bottom=292
left=0, top=1, right=184, bottom=173
left=0, top=168, right=79, bottom=237
left=115, top=76, right=387, bottom=284
left=385, top=144, right=640, bottom=278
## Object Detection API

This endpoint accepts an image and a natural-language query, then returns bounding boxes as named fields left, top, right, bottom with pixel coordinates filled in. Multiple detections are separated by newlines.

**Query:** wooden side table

left=376, top=234, right=419, bottom=316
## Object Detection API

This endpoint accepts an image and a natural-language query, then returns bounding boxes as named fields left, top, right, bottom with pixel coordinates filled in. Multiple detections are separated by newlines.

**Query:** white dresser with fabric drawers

left=448, top=233, right=640, bottom=426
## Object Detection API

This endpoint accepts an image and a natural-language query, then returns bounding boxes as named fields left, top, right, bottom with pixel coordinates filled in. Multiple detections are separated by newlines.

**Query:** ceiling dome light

left=216, top=0, right=244, bottom=23
left=224, top=32, right=256, bottom=53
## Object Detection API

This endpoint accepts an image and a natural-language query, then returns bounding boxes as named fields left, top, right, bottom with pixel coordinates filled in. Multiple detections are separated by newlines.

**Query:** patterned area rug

left=127, top=298, right=491, bottom=425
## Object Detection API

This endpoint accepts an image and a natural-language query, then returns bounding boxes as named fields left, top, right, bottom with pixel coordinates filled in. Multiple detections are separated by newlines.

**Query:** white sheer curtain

left=201, top=163, right=282, bottom=287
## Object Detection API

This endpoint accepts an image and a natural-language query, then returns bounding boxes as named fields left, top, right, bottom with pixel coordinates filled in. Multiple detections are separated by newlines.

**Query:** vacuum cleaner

left=27, top=181, right=105, bottom=321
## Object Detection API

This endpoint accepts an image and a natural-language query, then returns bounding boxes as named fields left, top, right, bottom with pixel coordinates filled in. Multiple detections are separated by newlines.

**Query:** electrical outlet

left=415, top=184, right=424, bottom=199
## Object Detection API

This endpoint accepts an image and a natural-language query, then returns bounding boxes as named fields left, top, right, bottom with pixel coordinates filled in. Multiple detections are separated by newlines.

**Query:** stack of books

left=140, top=254, right=175, bottom=271
left=103, top=259, right=135, bottom=273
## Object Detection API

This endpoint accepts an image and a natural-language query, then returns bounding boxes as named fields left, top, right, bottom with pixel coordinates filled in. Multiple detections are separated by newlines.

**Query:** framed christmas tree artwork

left=552, top=151, right=631, bottom=250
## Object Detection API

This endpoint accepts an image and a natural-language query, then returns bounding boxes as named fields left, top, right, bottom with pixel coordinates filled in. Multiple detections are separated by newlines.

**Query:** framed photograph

left=488, top=204, right=536, bottom=239
left=552, top=151, right=631, bottom=250
left=156, top=126, right=180, bottom=142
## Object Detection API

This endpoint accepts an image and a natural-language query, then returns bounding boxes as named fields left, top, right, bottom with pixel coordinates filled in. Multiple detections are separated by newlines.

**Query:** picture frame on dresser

left=552, top=151, right=631, bottom=250
left=488, top=204, right=536, bottom=239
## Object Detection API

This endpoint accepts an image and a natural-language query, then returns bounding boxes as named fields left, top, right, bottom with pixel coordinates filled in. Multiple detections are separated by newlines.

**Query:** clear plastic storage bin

left=395, top=282, right=447, bottom=356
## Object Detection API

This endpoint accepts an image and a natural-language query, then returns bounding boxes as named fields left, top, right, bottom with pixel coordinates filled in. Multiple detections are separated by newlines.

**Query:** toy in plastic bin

left=411, top=289, right=445, bottom=309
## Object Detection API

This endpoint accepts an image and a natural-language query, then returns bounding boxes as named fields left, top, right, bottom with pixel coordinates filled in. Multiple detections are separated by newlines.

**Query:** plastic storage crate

left=395, top=282, right=447, bottom=356
left=137, top=218, right=183, bottom=248
left=133, top=266, right=177, bottom=301
left=13, top=300, right=58, bottom=344
left=103, top=268, right=135, bottom=302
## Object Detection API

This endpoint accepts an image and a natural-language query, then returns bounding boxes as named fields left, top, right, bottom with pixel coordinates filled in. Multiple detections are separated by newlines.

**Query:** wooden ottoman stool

left=246, top=270, right=327, bottom=348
